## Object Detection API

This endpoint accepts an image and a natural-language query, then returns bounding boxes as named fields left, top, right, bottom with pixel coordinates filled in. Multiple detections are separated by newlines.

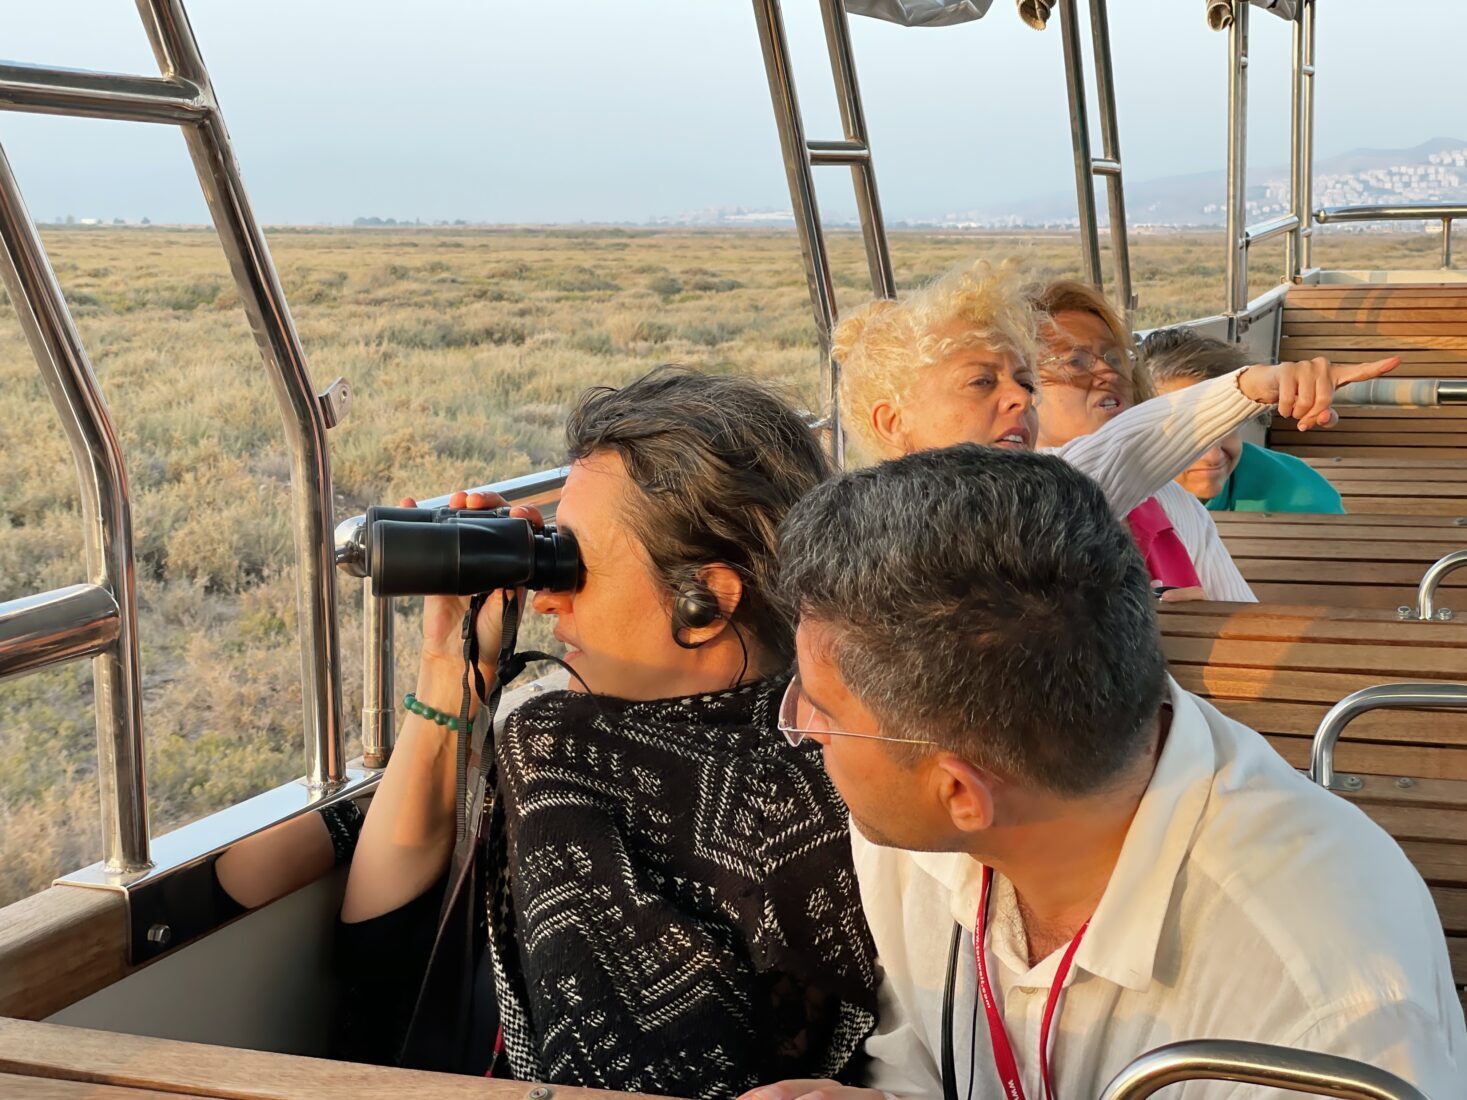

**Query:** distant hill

left=915, top=137, right=1467, bottom=229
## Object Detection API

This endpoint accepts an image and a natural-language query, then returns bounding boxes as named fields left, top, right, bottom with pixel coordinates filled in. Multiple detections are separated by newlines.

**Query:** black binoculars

left=362, top=505, right=581, bottom=598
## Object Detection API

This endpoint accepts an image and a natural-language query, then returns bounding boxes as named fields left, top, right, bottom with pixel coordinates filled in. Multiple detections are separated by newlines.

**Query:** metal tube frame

left=0, top=0, right=348, bottom=875
left=1309, top=683, right=1467, bottom=791
left=1288, top=0, right=1316, bottom=275
left=0, top=62, right=207, bottom=125
left=751, top=0, right=896, bottom=470
left=1315, top=203, right=1467, bottom=271
left=0, top=146, right=150, bottom=874
left=134, top=0, right=345, bottom=790
left=0, top=584, right=121, bottom=683
left=1227, top=1, right=1317, bottom=335
left=1100, top=1039, right=1428, bottom=1100
left=1057, top=0, right=1134, bottom=314
left=1224, top=2, right=1250, bottom=335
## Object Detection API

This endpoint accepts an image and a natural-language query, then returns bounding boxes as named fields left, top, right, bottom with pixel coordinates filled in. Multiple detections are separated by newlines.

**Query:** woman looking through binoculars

left=218, top=366, right=878, bottom=1097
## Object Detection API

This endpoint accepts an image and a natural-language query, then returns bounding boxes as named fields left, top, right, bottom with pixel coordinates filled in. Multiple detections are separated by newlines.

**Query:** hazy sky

left=0, top=1, right=1453, bottom=225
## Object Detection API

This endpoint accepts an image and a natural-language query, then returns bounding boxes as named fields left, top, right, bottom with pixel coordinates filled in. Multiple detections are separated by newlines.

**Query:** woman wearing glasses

left=1030, top=279, right=1253, bottom=601
left=834, top=261, right=1397, bottom=602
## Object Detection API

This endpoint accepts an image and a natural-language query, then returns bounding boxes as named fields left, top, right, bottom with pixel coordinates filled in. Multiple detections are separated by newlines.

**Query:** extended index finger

left=1330, top=355, right=1401, bottom=386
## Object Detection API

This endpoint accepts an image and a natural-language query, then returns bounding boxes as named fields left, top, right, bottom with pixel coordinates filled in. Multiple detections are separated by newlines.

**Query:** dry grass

left=0, top=224, right=1437, bottom=905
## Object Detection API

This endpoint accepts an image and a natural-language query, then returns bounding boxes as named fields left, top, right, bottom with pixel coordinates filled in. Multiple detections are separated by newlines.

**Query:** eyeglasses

left=777, top=676, right=939, bottom=749
left=1037, top=345, right=1136, bottom=385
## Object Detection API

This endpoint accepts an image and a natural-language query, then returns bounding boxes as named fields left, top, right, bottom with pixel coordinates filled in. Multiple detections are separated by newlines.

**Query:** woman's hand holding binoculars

left=406, top=488, right=544, bottom=719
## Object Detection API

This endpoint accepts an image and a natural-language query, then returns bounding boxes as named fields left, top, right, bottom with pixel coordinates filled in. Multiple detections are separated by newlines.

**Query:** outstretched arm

left=1057, top=356, right=1399, bottom=517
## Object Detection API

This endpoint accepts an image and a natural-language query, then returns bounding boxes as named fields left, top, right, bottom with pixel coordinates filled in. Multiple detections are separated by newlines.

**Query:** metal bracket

left=317, top=376, right=351, bottom=429
left=1331, top=773, right=1363, bottom=792
left=1397, top=605, right=1455, bottom=621
left=57, top=768, right=378, bottom=965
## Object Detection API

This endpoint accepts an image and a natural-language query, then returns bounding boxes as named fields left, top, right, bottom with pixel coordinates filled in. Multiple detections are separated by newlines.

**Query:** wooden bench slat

left=1163, top=635, right=1465, bottom=676
left=1220, top=539, right=1461, bottom=563
left=1285, top=307, right=1467, bottom=322
left=1156, top=605, right=1467, bottom=645
left=1265, top=445, right=1467, bottom=461
left=1239, top=701, right=1467, bottom=745
left=1400, top=840, right=1467, bottom=883
left=1169, top=663, right=1463, bottom=706
left=1212, top=512, right=1467, bottom=529
left=1287, top=322, right=1467, bottom=336
left=1280, top=334, right=1467, bottom=351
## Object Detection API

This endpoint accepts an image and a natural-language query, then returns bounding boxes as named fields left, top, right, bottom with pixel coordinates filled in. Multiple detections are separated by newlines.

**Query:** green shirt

left=1205, top=442, right=1345, bottom=514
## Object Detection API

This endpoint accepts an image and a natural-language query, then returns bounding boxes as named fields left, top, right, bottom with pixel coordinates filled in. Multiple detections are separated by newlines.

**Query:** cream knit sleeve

left=1050, top=369, right=1270, bottom=517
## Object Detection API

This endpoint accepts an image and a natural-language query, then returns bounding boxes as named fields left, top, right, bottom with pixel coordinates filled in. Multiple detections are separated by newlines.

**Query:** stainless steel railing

left=751, top=0, right=897, bottom=469
left=0, top=0, right=347, bottom=873
left=1408, top=549, right=1467, bottom=622
left=1310, top=682, right=1467, bottom=791
left=1225, top=0, right=1317, bottom=335
left=1056, top=0, right=1134, bottom=316
left=0, top=151, right=148, bottom=872
left=334, top=466, right=570, bottom=769
left=1100, top=1039, right=1427, bottom=1100
left=1315, top=203, right=1467, bottom=270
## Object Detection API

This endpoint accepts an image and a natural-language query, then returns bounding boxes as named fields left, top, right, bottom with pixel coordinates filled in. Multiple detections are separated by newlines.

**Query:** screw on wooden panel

left=1454, top=517, right=1467, bottom=526
left=1436, top=608, right=1455, bottom=621
left=146, top=923, right=172, bottom=947
left=1397, top=606, right=1415, bottom=620
left=1336, top=775, right=1364, bottom=792
left=527, top=1089, right=553, bottom=1100
left=1396, top=777, right=1416, bottom=789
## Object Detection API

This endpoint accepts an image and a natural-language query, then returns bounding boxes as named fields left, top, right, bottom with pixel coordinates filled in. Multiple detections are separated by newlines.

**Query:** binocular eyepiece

left=362, top=505, right=581, bottom=598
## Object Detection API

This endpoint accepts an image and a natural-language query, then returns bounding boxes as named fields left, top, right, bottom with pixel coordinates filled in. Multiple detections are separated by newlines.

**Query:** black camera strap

left=399, top=590, right=598, bottom=1069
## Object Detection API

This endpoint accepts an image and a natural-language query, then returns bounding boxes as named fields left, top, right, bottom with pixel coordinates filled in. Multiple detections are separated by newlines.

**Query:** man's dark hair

left=778, top=445, right=1167, bottom=796
left=567, top=365, right=830, bottom=667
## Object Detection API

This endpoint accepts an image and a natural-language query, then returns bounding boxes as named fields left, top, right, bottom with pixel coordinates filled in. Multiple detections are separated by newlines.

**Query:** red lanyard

left=974, top=865, right=1090, bottom=1100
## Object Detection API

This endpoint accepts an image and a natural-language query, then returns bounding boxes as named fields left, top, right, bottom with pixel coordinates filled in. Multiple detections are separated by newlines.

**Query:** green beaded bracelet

left=404, top=692, right=470, bottom=733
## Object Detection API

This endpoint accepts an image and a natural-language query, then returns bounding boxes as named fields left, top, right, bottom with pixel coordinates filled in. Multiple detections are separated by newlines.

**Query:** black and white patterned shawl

left=484, top=678, right=878, bottom=1099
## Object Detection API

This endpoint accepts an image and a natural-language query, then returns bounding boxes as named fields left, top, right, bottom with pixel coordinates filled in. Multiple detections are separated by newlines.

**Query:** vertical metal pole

left=0, top=145, right=151, bottom=873
left=1443, top=217, right=1454, bottom=270
left=1088, top=0, right=1133, bottom=314
left=1288, top=0, right=1316, bottom=278
left=136, top=0, right=345, bottom=788
left=360, top=584, right=394, bottom=769
left=1225, top=2, right=1250, bottom=334
left=751, top=0, right=844, bottom=466
left=1057, top=0, right=1103, bottom=289
left=819, top=0, right=896, bottom=301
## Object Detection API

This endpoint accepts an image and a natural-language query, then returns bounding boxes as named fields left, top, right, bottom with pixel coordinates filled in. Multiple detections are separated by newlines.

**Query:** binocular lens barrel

left=363, top=506, right=580, bottom=597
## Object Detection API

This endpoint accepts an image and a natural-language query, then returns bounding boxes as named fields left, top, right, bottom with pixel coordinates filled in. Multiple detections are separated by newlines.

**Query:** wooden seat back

left=1213, top=511, right=1467, bottom=610
left=1160, top=601, right=1467, bottom=1003
left=1276, top=283, right=1467, bottom=461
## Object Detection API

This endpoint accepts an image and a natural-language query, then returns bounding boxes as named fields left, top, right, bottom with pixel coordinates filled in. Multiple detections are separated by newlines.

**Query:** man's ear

left=870, top=398, right=907, bottom=456
left=932, top=755, right=997, bottom=834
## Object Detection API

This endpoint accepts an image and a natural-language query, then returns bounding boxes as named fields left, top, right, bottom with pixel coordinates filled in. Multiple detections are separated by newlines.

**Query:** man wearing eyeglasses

left=747, top=445, right=1464, bottom=1100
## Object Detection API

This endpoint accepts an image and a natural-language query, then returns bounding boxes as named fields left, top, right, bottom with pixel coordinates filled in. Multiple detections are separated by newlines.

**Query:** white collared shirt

left=854, top=678, right=1466, bottom=1099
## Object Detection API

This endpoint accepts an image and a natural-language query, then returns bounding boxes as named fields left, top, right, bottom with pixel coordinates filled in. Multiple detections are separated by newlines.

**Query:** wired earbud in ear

left=671, top=586, right=722, bottom=648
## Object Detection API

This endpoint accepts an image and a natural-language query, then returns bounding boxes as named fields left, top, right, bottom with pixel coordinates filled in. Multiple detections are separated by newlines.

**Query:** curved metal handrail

left=1310, top=682, right=1467, bottom=790
left=1415, top=549, right=1467, bottom=621
left=1316, top=202, right=1467, bottom=269
left=1099, top=1039, right=1428, bottom=1100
